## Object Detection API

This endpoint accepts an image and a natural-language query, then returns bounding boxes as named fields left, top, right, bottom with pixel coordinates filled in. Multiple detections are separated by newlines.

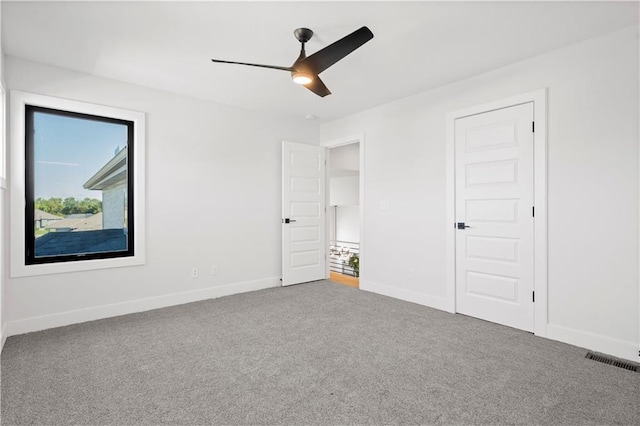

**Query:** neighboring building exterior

left=35, top=228, right=126, bottom=256
left=34, top=209, right=62, bottom=229
left=36, top=212, right=126, bottom=256
left=46, top=213, right=103, bottom=233
left=83, top=147, right=127, bottom=230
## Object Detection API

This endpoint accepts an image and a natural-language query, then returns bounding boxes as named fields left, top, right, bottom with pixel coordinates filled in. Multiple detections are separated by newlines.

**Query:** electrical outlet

left=191, top=267, right=199, bottom=278
left=211, top=265, right=218, bottom=276
left=408, top=268, right=415, bottom=279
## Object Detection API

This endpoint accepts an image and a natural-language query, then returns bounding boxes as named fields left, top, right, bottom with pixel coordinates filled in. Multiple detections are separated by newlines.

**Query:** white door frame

left=446, top=89, right=548, bottom=337
left=320, top=134, right=365, bottom=281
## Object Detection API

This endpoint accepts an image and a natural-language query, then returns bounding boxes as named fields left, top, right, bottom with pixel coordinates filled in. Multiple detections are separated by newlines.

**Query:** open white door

left=282, top=141, right=326, bottom=286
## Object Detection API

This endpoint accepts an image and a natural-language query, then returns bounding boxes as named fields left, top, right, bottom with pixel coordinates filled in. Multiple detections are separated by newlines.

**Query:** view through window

left=25, top=106, right=134, bottom=264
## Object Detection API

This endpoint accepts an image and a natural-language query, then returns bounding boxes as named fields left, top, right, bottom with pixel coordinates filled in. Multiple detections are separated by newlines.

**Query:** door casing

left=446, top=89, right=548, bottom=337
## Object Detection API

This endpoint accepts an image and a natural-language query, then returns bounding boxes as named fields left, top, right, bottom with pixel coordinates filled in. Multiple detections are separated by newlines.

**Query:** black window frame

left=25, top=105, right=135, bottom=265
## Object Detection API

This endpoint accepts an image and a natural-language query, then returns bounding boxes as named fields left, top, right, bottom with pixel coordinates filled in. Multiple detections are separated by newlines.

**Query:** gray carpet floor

left=1, top=280, right=639, bottom=425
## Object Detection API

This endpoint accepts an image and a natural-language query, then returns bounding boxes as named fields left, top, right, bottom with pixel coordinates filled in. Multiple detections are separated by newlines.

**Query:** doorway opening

left=323, top=137, right=363, bottom=289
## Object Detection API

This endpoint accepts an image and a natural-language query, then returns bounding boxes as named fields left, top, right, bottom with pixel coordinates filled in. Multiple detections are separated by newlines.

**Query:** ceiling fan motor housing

left=294, top=28, right=314, bottom=44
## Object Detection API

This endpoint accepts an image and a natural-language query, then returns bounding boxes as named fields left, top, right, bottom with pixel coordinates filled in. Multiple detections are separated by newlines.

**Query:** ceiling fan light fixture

left=211, top=26, right=373, bottom=97
left=292, top=71, right=313, bottom=85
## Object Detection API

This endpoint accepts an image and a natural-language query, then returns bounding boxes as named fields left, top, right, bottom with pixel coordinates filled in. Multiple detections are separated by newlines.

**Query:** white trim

left=0, top=81, right=6, bottom=186
left=320, top=134, right=363, bottom=149
left=9, top=91, right=146, bottom=277
left=7, top=276, right=280, bottom=337
left=546, top=324, right=638, bottom=363
left=445, top=88, right=548, bottom=337
left=1, top=323, right=7, bottom=352
left=0, top=84, right=5, bottom=356
left=445, top=115, right=456, bottom=313
left=321, top=134, right=365, bottom=280
left=532, top=90, right=548, bottom=337
left=360, top=279, right=449, bottom=312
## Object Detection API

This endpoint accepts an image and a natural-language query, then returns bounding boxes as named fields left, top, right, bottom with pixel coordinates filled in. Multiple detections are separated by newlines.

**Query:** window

left=10, top=92, right=145, bottom=276
left=25, top=106, right=134, bottom=264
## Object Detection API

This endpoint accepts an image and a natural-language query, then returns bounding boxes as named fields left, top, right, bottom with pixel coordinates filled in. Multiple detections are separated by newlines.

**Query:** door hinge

left=532, top=291, right=535, bottom=303
left=532, top=206, right=535, bottom=217
left=532, top=121, right=535, bottom=133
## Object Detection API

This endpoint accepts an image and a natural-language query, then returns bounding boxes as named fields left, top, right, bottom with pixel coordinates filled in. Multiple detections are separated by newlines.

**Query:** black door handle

left=457, top=222, right=471, bottom=229
left=283, top=218, right=297, bottom=224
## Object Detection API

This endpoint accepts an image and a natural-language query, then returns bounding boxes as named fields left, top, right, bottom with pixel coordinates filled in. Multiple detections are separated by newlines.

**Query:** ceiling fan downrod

left=292, top=28, right=314, bottom=84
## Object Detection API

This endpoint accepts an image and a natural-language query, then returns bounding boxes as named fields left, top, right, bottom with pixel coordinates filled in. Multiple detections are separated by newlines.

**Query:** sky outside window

left=34, top=111, right=128, bottom=200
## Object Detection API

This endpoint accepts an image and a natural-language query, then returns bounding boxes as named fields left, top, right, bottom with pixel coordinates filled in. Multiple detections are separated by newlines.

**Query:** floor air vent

left=585, top=352, right=639, bottom=372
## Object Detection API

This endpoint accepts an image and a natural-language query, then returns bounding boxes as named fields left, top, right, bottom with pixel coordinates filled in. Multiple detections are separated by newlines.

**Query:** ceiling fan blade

left=300, top=26, right=374, bottom=75
left=304, top=76, right=331, bottom=97
left=210, top=59, right=292, bottom=72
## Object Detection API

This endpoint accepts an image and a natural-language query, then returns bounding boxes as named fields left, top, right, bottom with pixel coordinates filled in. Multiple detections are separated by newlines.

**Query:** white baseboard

left=361, top=280, right=639, bottom=364
left=1, top=322, right=7, bottom=352
left=7, top=277, right=281, bottom=337
left=360, top=279, right=449, bottom=311
left=8, top=277, right=637, bottom=364
left=546, top=323, right=639, bottom=363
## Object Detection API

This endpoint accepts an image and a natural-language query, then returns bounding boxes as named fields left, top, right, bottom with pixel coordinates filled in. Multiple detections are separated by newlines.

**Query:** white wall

left=335, top=206, right=359, bottom=243
left=329, top=143, right=360, bottom=245
left=320, top=26, right=639, bottom=361
left=0, top=188, right=6, bottom=349
left=330, top=176, right=360, bottom=243
left=0, top=3, right=7, bottom=351
left=4, top=56, right=318, bottom=334
left=330, top=176, right=359, bottom=206
left=329, top=143, right=359, bottom=176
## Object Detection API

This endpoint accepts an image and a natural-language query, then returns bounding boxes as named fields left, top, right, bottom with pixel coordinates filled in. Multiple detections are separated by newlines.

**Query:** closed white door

left=455, top=103, right=534, bottom=331
left=282, top=141, right=326, bottom=286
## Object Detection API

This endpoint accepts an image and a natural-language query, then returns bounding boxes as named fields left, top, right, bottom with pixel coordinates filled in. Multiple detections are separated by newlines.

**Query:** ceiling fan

left=210, top=26, right=374, bottom=97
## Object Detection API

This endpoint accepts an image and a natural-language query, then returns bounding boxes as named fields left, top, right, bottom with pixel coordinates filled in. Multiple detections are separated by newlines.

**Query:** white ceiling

left=2, top=1, right=638, bottom=122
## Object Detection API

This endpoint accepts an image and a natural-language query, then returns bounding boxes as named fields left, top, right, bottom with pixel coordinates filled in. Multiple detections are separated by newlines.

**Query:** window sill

left=11, top=253, right=145, bottom=278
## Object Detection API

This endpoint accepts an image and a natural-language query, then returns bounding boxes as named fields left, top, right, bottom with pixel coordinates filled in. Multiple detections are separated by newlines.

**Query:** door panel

left=282, top=141, right=326, bottom=286
left=455, top=103, right=534, bottom=331
left=465, top=199, right=518, bottom=222
left=466, top=160, right=518, bottom=186
left=465, top=236, right=519, bottom=264
left=465, top=271, right=519, bottom=303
